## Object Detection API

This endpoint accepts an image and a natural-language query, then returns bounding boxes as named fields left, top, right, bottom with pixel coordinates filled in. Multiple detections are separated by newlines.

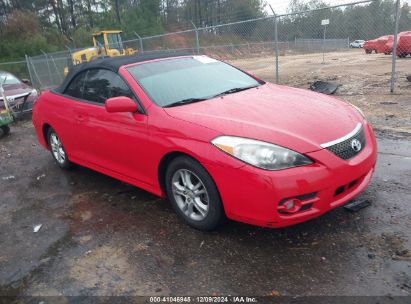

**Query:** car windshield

left=0, top=72, right=20, bottom=85
left=127, top=56, right=262, bottom=107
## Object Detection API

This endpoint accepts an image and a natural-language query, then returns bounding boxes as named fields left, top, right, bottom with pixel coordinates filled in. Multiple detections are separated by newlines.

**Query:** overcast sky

left=265, top=0, right=410, bottom=14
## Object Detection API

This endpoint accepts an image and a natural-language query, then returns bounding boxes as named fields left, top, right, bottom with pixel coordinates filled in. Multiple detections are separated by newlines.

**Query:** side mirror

left=105, top=96, right=138, bottom=113
left=21, top=79, right=30, bottom=85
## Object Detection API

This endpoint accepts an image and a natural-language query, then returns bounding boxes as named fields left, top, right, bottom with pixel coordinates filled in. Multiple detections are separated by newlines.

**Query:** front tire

left=47, top=128, right=72, bottom=169
left=165, top=156, right=226, bottom=231
left=0, top=125, right=10, bottom=137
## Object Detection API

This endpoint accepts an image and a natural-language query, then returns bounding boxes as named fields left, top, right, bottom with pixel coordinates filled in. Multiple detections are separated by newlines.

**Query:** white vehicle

left=350, top=40, right=365, bottom=48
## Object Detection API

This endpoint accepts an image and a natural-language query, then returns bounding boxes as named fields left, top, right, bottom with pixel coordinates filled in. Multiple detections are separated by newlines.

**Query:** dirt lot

left=231, top=49, right=411, bottom=133
left=1, top=121, right=410, bottom=302
left=0, top=50, right=410, bottom=302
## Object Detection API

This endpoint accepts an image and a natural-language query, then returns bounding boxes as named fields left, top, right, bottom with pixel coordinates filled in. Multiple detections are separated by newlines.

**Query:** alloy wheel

left=171, top=169, right=210, bottom=221
left=50, top=133, right=66, bottom=165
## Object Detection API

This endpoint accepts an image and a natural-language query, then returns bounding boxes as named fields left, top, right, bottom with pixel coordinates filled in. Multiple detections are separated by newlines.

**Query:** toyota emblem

left=351, top=139, right=362, bottom=152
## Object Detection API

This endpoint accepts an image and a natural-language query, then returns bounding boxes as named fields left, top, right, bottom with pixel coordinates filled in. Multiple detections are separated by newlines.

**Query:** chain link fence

left=1, top=0, right=408, bottom=95
left=26, top=50, right=72, bottom=90
left=272, top=0, right=398, bottom=85
left=0, top=60, right=29, bottom=81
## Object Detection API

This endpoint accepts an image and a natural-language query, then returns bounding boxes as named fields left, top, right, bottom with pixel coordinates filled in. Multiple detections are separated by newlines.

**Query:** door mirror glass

left=105, top=96, right=138, bottom=113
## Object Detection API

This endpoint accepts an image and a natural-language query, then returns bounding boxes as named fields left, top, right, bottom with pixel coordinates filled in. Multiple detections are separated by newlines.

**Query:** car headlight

left=30, top=89, right=38, bottom=97
left=211, top=136, right=313, bottom=170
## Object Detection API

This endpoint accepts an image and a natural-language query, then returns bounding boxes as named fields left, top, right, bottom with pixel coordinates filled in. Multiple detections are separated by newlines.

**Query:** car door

left=73, top=68, right=151, bottom=185
left=54, top=70, right=88, bottom=160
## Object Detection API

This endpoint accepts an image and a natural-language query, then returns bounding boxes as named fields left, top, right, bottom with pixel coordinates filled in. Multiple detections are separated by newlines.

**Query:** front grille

left=326, top=127, right=366, bottom=160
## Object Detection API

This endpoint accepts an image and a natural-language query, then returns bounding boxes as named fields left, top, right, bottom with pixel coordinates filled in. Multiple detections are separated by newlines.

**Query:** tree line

left=0, top=0, right=410, bottom=62
left=0, top=0, right=266, bottom=61
left=278, top=0, right=410, bottom=41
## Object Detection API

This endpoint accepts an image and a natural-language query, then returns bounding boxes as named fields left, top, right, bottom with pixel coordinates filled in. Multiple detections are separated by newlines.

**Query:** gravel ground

left=231, top=49, right=411, bottom=133
left=0, top=119, right=410, bottom=301
left=0, top=50, right=410, bottom=301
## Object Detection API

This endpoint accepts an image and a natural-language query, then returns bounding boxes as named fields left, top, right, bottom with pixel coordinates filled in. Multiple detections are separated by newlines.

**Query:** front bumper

left=0, top=95, right=36, bottom=116
left=204, top=122, right=378, bottom=228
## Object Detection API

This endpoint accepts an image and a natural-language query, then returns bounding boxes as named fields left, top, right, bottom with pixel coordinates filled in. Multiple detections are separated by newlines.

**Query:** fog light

left=285, top=200, right=295, bottom=210
left=278, top=198, right=302, bottom=214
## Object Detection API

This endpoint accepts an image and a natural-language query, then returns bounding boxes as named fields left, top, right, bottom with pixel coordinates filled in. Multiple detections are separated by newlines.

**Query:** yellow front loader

left=64, top=30, right=136, bottom=75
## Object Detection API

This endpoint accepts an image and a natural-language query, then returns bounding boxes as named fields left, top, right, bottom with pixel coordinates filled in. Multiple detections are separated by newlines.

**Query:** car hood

left=164, top=83, right=362, bottom=153
left=0, top=84, right=34, bottom=108
left=1, top=83, right=32, bottom=98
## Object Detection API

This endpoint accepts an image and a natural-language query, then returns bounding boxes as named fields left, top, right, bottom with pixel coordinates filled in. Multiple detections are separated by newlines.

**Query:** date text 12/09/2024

left=149, top=296, right=258, bottom=303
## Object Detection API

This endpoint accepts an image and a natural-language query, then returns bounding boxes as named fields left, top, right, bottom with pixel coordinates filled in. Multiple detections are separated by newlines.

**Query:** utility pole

left=191, top=21, right=200, bottom=55
left=390, top=0, right=401, bottom=93
left=134, top=32, right=144, bottom=54
left=321, top=19, right=330, bottom=64
left=269, top=5, right=280, bottom=84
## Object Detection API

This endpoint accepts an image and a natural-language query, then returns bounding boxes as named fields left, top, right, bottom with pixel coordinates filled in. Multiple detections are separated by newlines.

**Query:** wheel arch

left=42, top=123, right=52, bottom=148
left=157, top=150, right=227, bottom=229
left=158, top=151, right=200, bottom=195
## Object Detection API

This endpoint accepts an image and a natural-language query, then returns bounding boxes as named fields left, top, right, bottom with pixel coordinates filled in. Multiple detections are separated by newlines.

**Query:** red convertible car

left=32, top=54, right=377, bottom=230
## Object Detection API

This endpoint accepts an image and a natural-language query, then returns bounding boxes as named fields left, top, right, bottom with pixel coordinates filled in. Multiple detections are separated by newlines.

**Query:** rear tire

left=0, top=125, right=10, bottom=138
left=47, top=128, right=73, bottom=169
left=1, top=126, right=10, bottom=136
left=165, top=156, right=226, bottom=231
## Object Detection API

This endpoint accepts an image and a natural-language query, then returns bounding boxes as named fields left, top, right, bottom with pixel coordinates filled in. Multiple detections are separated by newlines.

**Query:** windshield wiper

left=163, top=85, right=261, bottom=108
left=212, top=85, right=260, bottom=98
left=164, top=97, right=208, bottom=108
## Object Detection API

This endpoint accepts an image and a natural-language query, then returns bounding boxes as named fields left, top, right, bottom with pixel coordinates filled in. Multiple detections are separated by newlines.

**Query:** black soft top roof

left=57, top=51, right=193, bottom=93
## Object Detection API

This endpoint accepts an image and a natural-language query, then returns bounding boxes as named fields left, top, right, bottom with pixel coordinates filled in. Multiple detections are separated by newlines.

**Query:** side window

left=64, top=71, right=87, bottom=99
left=83, top=69, right=134, bottom=104
left=95, top=34, right=105, bottom=47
